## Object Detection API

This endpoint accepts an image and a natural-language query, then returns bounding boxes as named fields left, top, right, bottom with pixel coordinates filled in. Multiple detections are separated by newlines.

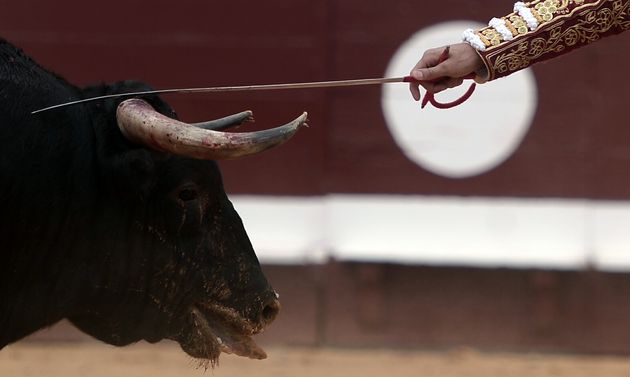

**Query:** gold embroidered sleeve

left=474, top=0, right=630, bottom=81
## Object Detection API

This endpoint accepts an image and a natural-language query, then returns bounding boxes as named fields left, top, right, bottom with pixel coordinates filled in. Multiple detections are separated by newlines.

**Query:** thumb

left=412, top=64, right=447, bottom=82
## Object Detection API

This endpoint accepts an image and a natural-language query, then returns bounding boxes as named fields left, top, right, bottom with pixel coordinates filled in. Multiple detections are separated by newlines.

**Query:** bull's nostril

left=261, top=298, right=281, bottom=324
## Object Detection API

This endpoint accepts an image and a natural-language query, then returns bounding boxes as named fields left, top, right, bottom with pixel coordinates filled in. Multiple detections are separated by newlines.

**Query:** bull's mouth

left=174, top=302, right=267, bottom=366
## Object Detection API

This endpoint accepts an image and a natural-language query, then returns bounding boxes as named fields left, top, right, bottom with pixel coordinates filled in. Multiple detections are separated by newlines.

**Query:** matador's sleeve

left=463, top=0, right=630, bottom=81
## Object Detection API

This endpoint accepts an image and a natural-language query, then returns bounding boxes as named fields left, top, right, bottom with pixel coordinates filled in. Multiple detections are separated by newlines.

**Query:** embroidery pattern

left=534, top=0, right=562, bottom=21
left=489, top=0, right=629, bottom=78
left=482, top=28, right=504, bottom=46
left=508, top=15, right=531, bottom=35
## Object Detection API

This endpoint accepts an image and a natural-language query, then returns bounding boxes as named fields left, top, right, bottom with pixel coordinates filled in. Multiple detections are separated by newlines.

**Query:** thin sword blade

left=31, top=77, right=408, bottom=114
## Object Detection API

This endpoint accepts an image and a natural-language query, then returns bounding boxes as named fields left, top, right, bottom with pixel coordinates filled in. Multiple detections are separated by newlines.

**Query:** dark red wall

left=3, top=0, right=629, bottom=198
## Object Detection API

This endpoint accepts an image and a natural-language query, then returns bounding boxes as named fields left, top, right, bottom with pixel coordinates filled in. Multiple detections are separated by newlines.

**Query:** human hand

left=409, top=43, right=484, bottom=101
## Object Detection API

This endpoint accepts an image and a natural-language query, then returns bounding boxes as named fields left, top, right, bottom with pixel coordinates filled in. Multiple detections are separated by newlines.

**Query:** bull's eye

left=177, top=188, right=198, bottom=202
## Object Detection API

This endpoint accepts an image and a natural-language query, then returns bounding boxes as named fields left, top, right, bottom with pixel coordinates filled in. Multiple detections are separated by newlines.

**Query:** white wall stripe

left=231, top=195, right=630, bottom=271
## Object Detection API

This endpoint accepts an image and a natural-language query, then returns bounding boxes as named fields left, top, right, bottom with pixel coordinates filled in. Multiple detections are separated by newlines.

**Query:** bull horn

left=192, top=111, right=254, bottom=131
left=116, top=99, right=307, bottom=160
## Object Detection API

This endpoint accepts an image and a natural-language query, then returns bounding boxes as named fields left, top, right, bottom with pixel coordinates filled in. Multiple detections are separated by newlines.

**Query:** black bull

left=0, top=38, right=307, bottom=364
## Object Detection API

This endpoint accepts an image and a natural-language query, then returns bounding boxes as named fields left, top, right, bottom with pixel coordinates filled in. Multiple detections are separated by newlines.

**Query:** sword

left=31, top=46, right=475, bottom=114
left=31, top=48, right=477, bottom=114
left=32, top=76, right=417, bottom=114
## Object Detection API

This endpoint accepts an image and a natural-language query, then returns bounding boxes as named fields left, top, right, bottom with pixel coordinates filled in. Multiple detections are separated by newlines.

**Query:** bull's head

left=66, top=83, right=307, bottom=366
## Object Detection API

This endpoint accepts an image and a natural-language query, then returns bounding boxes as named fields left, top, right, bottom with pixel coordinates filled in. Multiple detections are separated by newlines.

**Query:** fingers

left=434, top=77, right=465, bottom=93
left=408, top=46, right=452, bottom=100
left=412, top=64, right=448, bottom=83
left=409, top=48, right=446, bottom=81
left=408, top=48, right=443, bottom=101
left=409, top=82, right=421, bottom=101
left=416, top=76, right=465, bottom=95
left=408, top=43, right=477, bottom=100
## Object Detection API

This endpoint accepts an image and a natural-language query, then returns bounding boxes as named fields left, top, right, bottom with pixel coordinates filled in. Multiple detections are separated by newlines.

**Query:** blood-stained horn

left=116, top=99, right=307, bottom=160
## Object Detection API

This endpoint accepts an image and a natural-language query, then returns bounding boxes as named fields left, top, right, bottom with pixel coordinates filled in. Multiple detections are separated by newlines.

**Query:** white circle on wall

left=382, top=21, right=538, bottom=179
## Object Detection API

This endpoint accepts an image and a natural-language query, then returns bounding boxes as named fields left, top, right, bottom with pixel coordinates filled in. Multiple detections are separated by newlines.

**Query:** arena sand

left=2, top=342, right=630, bottom=377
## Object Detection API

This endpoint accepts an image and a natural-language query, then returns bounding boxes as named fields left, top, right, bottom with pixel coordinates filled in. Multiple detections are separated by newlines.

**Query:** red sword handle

left=404, top=46, right=477, bottom=109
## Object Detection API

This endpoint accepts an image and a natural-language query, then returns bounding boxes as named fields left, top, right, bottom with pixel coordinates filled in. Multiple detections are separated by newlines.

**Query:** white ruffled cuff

left=513, top=1, right=539, bottom=31
left=462, top=28, right=487, bottom=51
left=489, top=17, right=514, bottom=41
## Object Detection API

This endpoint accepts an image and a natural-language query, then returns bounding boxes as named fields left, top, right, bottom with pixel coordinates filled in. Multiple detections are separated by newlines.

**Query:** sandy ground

left=2, top=342, right=630, bottom=377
